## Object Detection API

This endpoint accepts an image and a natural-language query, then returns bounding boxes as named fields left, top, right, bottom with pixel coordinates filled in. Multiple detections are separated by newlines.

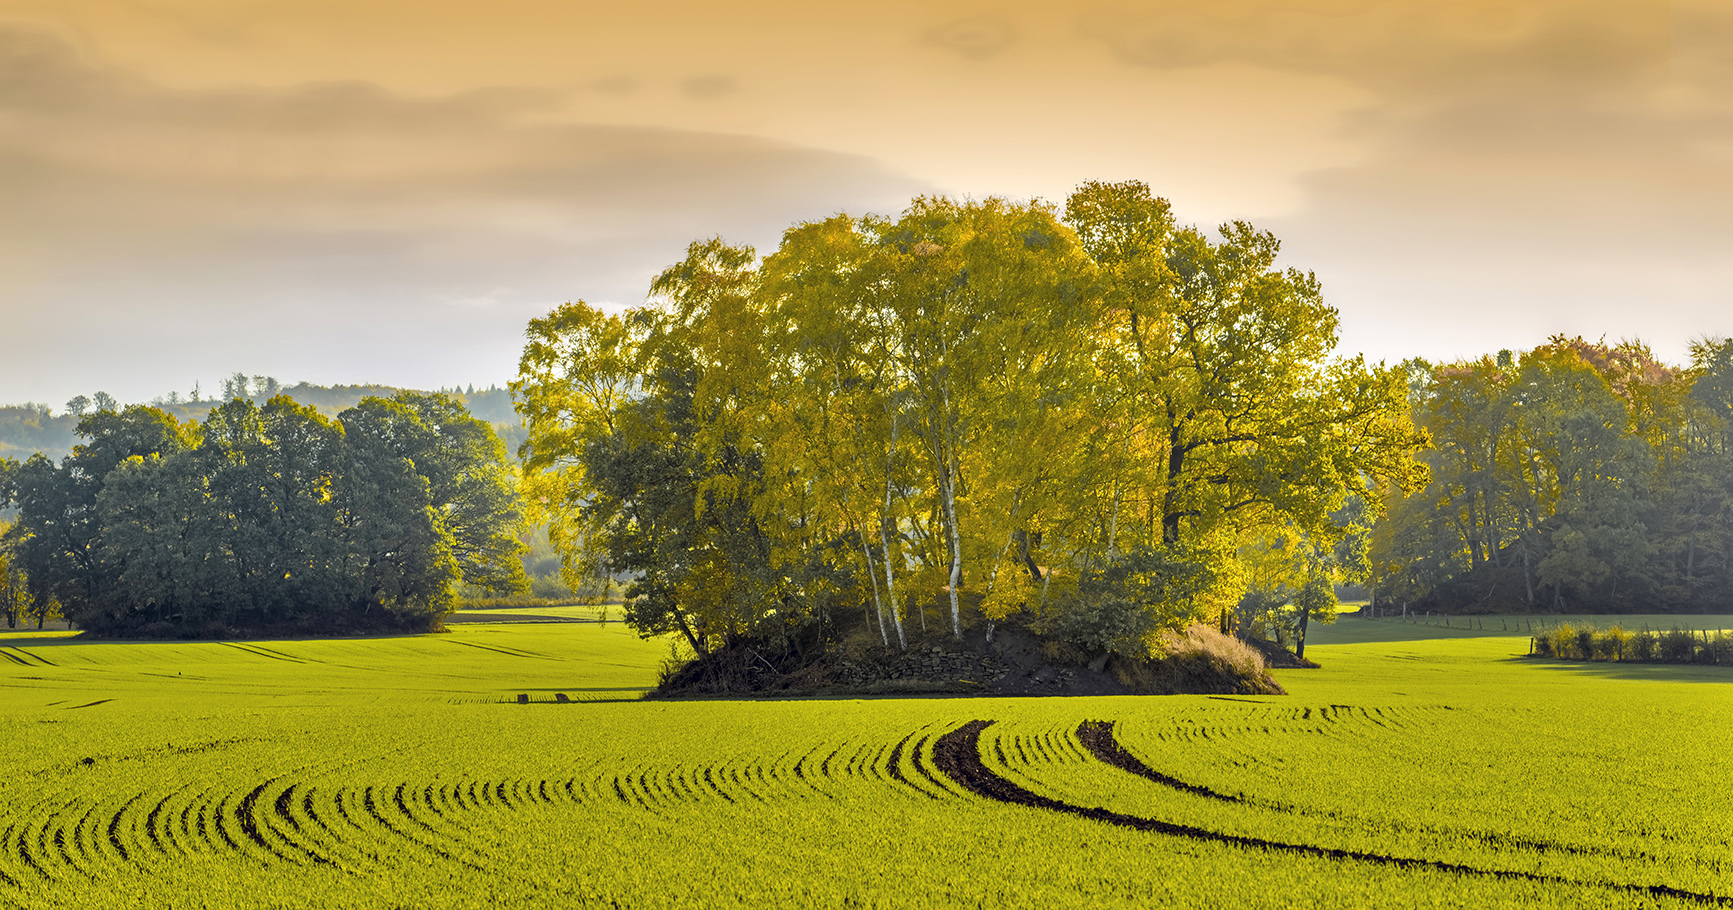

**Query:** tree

left=64, top=396, right=90, bottom=417
left=1373, top=338, right=1695, bottom=612
left=0, top=519, right=25, bottom=629
left=373, top=392, right=528, bottom=595
left=1063, top=179, right=1426, bottom=596
left=4, top=392, right=520, bottom=635
left=517, top=185, right=1431, bottom=663
left=2, top=406, right=195, bottom=626
left=515, top=300, right=645, bottom=596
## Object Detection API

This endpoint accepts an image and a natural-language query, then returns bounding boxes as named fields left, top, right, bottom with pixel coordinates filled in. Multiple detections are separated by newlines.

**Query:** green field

left=2, top=616, right=1729, bottom=909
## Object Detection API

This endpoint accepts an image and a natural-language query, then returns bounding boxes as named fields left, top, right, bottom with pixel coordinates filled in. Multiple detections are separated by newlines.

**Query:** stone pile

left=832, top=644, right=1010, bottom=687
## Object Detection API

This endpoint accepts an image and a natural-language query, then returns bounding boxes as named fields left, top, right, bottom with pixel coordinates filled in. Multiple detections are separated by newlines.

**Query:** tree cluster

left=1371, top=336, right=1733, bottom=612
left=514, top=185, right=1425, bottom=659
left=0, top=392, right=527, bottom=636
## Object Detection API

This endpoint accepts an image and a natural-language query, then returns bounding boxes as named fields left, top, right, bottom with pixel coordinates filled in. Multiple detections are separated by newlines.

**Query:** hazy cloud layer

left=1, top=0, right=1730, bottom=405
left=0, top=27, right=924, bottom=404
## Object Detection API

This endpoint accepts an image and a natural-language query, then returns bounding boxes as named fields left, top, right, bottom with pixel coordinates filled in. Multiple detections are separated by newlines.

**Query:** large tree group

left=0, top=392, right=526, bottom=635
left=1373, top=337, right=1733, bottom=613
left=515, top=184, right=1425, bottom=657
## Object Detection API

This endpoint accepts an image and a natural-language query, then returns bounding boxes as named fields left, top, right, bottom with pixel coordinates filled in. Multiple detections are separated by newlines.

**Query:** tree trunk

left=860, top=529, right=889, bottom=648
left=941, top=472, right=963, bottom=638
left=880, top=436, right=907, bottom=651
left=1296, top=608, right=1310, bottom=660
left=1106, top=479, right=1121, bottom=558
left=1016, top=529, right=1043, bottom=582
left=1521, top=538, right=1535, bottom=606
left=1162, top=419, right=1185, bottom=545
left=673, top=611, right=706, bottom=657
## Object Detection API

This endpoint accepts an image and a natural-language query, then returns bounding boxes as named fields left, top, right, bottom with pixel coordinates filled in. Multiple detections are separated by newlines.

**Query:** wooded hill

left=2, top=378, right=518, bottom=465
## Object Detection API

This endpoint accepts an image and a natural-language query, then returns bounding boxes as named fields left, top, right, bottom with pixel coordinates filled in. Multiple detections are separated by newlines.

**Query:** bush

left=1704, top=632, right=1733, bottom=666
left=1594, top=626, right=1628, bottom=661
left=1037, top=593, right=1159, bottom=660
left=1576, top=628, right=1598, bottom=661
left=1659, top=628, right=1697, bottom=662
left=1533, top=634, right=1554, bottom=658
left=1548, top=624, right=1579, bottom=659
left=1628, top=630, right=1657, bottom=661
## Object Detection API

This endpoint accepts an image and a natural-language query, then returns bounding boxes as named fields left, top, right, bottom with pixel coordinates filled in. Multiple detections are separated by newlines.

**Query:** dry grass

left=1109, top=624, right=1285, bottom=696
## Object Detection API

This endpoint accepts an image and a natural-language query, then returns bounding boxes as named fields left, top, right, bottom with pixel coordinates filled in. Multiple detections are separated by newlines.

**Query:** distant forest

left=1, top=392, right=531, bottom=635
left=1375, top=336, right=1733, bottom=614
left=0, top=374, right=520, bottom=465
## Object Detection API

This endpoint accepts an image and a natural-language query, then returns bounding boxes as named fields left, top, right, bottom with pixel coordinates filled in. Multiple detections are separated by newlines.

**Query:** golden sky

left=1, top=0, right=1729, bottom=402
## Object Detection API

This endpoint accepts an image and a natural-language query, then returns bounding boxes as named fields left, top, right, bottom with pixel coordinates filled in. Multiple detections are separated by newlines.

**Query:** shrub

left=1594, top=626, right=1628, bottom=661
left=1576, top=628, right=1598, bottom=661
left=1704, top=632, right=1733, bottom=666
left=1548, top=624, right=1579, bottom=660
left=1532, top=634, right=1554, bottom=658
left=1037, top=593, right=1160, bottom=660
left=1628, top=630, right=1658, bottom=661
left=1659, top=628, right=1697, bottom=663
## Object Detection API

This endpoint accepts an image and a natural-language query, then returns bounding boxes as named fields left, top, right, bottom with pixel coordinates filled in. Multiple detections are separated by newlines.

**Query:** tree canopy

left=1370, top=336, right=1733, bottom=612
left=0, top=392, right=526, bottom=636
left=515, top=185, right=1425, bottom=657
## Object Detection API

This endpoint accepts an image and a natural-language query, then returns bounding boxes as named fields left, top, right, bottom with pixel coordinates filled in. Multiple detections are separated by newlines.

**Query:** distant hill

left=0, top=404, right=78, bottom=464
left=2, top=381, right=521, bottom=464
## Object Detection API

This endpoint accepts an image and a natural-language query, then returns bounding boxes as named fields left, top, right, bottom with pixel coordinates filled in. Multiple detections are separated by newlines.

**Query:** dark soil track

left=932, top=720, right=1732, bottom=907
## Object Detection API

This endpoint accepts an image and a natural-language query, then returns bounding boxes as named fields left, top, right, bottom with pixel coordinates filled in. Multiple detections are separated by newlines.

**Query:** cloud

left=0, top=26, right=925, bottom=403
left=1072, top=1, right=1733, bottom=364
left=679, top=74, right=738, bottom=99
left=924, top=17, right=1018, bottom=59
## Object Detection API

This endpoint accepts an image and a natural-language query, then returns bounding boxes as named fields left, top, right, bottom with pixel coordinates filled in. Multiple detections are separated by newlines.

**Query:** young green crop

left=1, top=616, right=1728, bottom=908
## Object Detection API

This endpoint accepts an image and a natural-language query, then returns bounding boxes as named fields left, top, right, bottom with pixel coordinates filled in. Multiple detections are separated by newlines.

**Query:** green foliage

left=516, top=186, right=1425, bottom=658
left=1038, top=594, right=1158, bottom=659
left=0, top=393, right=523, bottom=635
left=1372, top=336, right=1733, bottom=612
left=1526, top=620, right=1729, bottom=665
left=1659, top=628, right=1698, bottom=662
left=1038, top=545, right=1216, bottom=658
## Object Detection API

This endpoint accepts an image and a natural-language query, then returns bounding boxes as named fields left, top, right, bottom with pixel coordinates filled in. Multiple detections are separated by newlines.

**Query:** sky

left=1, top=0, right=1729, bottom=407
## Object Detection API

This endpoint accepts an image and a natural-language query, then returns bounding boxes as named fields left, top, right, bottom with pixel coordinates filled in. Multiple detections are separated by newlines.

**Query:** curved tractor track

left=1, top=718, right=1723, bottom=907
left=934, top=720, right=1731, bottom=908
left=0, top=727, right=953, bottom=891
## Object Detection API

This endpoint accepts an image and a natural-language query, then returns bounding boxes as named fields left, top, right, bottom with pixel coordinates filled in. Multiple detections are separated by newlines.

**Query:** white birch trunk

left=860, top=526, right=889, bottom=647
left=941, top=467, right=963, bottom=639
left=881, top=419, right=907, bottom=651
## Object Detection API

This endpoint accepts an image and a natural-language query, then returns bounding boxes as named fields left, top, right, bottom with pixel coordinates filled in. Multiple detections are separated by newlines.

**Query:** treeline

left=0, top=393, right=526, bottom=636
left=515, top=183, right=1426, bottom=660
left=1372, top=337, right=1733, bottom=613
left=1531, top=622, right=1733, bottom=664
left=0, top=404, right=78, bottom=465
left=4, top=378, right=517, bottom=465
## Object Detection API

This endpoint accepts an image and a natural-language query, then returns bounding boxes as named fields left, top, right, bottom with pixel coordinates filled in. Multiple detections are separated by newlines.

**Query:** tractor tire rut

left=933, top=720, right=1731, bottom=908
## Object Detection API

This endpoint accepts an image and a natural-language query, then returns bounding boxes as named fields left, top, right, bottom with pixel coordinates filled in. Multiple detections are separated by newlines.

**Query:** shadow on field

left=1510, top=657, right=1733, bottom=684
left=0, top=629, right=435, bottom=649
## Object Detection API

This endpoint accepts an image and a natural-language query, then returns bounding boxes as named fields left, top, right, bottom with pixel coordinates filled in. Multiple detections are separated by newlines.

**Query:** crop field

left=2, top=615, right=1729, bottom=908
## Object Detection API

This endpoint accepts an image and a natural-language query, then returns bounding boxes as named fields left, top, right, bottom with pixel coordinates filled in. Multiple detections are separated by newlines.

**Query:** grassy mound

left=649, top=615, right=1285, bottom=699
